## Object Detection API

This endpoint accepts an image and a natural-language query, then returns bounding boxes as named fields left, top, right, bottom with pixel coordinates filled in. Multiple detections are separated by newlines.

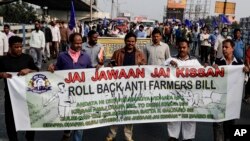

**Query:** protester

left=157, top=23, right=164, bottom=35
left=213, top=39, right=249, bottom=141
left=96, top=22, right=104, bottom=36
left=214, top=27, right=231, bottom=60
left=76, top=21, right=83, bottom=34
left=164, top=38, right=201, bottom=141
left=209, top=27, right=219, bottom=65
left=145, top=25, right=152, bottom=38
left=197, top=27, right=203, bottom=57
left=181, top=24, right=188, bottom=40
left=48, top=33, right=92, bottom=141
left=109, top=26, right=120, bottom=37
left=40, top=21, right=53, bottom=62
left=187, top=28, right=193, bottom=52
left=136, top=25, right=147, bottom=38
left=29, top=21, right=45, bottom=69
left=0, top=36, right=39, bottom=141
left=129, top=23, right=137, bottom=34
left=83, top=22, right=90, bottom=38
left=50, top=20, right=61, bottom=58
left=233, top=29, right=245, bottom=62
left=3, top=24, right=15, bottom=39
left=60, top=21, right=69, bottom=52
left=82, top=30, right=105, bottom=68
left=143, top=28, right=171, bottom=65
left=243, top=43, right=250, bottom=104
left=175, top=24, right=182, bottom=46
left=0, top=30, right=8, bottom=56
left=106, top=32, right=146, bottom=141
left=200, top=26, right=211, bottom=64
left=163, top=23, right=172, bottom=44
left=191, top=27, right=199, bottom=56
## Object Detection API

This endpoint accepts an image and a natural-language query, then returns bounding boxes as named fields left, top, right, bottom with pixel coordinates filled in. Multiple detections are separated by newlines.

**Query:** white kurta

left=0, top=32, right=8, bottom=56
left=164, top=56, right=201, bottom=140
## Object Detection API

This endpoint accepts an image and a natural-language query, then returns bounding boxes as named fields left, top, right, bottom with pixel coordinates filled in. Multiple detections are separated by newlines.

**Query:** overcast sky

left=97, top=0, right=249, bottom=21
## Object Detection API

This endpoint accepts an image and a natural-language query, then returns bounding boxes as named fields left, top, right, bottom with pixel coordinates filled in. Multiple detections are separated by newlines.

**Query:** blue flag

left=199, top=19, right=204, bottom=27
left=185, top=19, right=192, bottom=28
left=69, top=0, right=76, bottom=30
left=220, top=15, right=231, bottom=25
left=103, top=17, right=107, bottom=28
left=172, top=17, right=176, bottom=22
left=212, top=17, right=218, bottom=28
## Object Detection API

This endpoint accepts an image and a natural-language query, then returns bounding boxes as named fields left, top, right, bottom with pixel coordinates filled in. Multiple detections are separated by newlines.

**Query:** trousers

left=29, top=47, right=42, bottom=69
left=107, top=124, right=133, bottom=141
left=167, top=122, right=196, bottom=140
left=5, top=94, right=35, bottom=141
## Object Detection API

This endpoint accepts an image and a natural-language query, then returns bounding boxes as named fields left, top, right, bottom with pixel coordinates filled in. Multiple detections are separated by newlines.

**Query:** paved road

left=0, top=46, right=250, bottom=141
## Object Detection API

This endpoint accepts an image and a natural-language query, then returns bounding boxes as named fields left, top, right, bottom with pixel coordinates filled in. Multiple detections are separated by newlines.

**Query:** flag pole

left=90, top=0, right=93, bottom=22
left=222, top=0, right=227, bottom=27
left=69, top=0, right=76, bottom=30
left=223, top=0, right=227, bottom=15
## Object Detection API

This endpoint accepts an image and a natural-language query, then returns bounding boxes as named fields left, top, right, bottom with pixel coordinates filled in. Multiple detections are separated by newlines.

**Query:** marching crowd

left=0, top=19, right=250, bottom=141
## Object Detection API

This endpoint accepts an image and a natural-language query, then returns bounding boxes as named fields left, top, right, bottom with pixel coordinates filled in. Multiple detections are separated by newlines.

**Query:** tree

left=231, top=21, right=240, bottom=30
left=0, top=2, right=38, bottom=24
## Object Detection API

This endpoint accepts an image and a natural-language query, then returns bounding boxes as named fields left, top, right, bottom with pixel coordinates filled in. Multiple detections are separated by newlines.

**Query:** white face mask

left=215, top=30, right=219, bottom=34
left=222, top=32, right=228, bottom=37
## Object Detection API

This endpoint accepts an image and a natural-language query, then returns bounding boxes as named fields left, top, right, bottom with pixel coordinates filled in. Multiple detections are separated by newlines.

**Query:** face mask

left=215, top=30, right=219, bottom=34
left=222, top=32, right=228, bottom=36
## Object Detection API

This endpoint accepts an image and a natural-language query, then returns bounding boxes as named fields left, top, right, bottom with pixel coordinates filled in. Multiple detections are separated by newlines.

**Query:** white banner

left=7, top=65, right=244, bottom=131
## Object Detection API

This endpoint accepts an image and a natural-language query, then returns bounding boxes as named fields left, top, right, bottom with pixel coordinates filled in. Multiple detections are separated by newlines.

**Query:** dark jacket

left=111, top=47, right=146, bottom=66
left=215, top=57, right=243, bottom=66
left=56, top=51, right=92, bottom=70
left=41, top=27, right=52, bottom=43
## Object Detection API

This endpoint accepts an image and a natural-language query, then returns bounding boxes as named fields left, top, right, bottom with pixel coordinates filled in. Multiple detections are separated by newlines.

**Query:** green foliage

left=0, top=2, right=38, bottom=24
left=231, top=21, right=240, bottom=29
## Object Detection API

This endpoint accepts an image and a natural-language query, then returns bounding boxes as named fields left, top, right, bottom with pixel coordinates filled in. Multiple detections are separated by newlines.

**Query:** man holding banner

left=164, top=38, right=201, bottom=141
left=106, top=32, right=146, bottom=141
left=48, top=33, right=92, bottom=141
left=4, top=34, right=249, bottom=141
left=0, top=36, right=39, bottom=141
left=213, top=39, right=249, bottom=141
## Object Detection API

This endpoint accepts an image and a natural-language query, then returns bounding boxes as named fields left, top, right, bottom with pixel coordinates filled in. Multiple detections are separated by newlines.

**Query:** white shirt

left=144, top=42, right=171, bottom=65
left=200, top=33, right=211, bottom=47
left=220, top=57, right=238, bottom=65
left=0, top=32, right=8, bottom=56
left=82, top=42, right=104, bottom=67
left=50, top=26, right=61, bottom=42
left=164, top=57, right=202, bottom=67
left=29, top=30, right=45, bottom=48
left=214, top=34, right=231, bottom=59
left=6, top=31, right=15, bottom=39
